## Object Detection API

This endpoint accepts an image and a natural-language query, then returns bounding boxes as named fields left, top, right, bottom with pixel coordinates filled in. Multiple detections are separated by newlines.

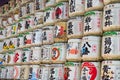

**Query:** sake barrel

left=33, top=29, right=42, bottom=45
left=4, top=53, right=10, bottom=64
left=14, top=14, right=19, bottom=21
left=7, top=53, right=14, bottom=64
left=14, top=49, right=22, bottom=63
left=40, top=65, right=50, bottom=80
left=1, top=5, right=5, bottom=14
left=7, top=17, right=13, bottom=25
left=26, top=2, right=34, bottom=14
left=24, top=32, right=33, bottom=45
left=25, top=15, right=35, bottom=29
left=34, top=12, right=43, bottom=25
left=6, top=66, right=14, bottom=79
left=102, top=31, right=120, bottom=59
left=15, top=0, right=21, bottom=7
left=7, top=38, right=13, bottom=49
left=49, top=64, right=64, bottom=80
left=56, top=0, right=68, bottom=3
left=101, top=60, right=120, bottom=80
left=17, top=36, right=24, bottom=47
left=9, top=38, right=17, bottom=49
left=30, top=47, right=41, bottom=63
left=20, top=6, right=27, bottom=17
left=20, top=65, right=30, bottom=80
left=3, top=39, right=9, bottom=50
left=3, top=4, right=9, bottom=14
left=51, top=43, right=67, bottom=63
left=1, top=67, right=7, bottom=79
left=42, top=26, right=54, bottom=45
left=43, top=7, right=55, bottom=25
left=54, top=22, right=67, bottom=42
left=66, top=39, right=81, bottom=61
left=81, top=36, right=101, bottom=61
left=11, top=23, right=18, bottom=35
left=0, top=54, right=4, bottom=65
left=6, top=26, right=12, bottom=37
left=0, top=29, right=6, bottom=39
left=64, top=62, right=81, bottom=80
left=85, top=0, right=104, bottom=12
left=69, top=0, right=85, bottom=17
left=67, top=16, right=84, bottom=38
left=17, top=19, right=25, bottom=33
left=22, top=48, right=31, bottom=63
left=103, top=0, right=120, bottom=5
left=55, top=2, right=69, bottom=21
left=2, top=19, right=8, bottom=27
left=45, top=0, right=56, bottom=7
left=103, top=3, right=120, bottom=31
left=41, top=45, right=52, bottom=63
left=81, top=62, right=100, bottom=80
left=28, top=65, right=40, bottom=80
left=13, top=66, right=21, bottom=80
left=84, top=11, right=103, bottom=36
left=8, top=0, right=14, bottom=11
left=35, top=0, right=45, bottom=11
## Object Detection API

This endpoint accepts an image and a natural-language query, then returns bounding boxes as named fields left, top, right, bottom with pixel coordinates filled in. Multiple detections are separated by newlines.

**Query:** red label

left=14, top=66, right=19, bottom=78
left=26, top=40, right=31, bottom=44
left=82, top=62, right=97, bottom=80
left=14, top=53, right=19, bottom=63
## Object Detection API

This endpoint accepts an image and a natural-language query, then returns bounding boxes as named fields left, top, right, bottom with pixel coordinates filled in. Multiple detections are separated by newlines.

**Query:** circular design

left=81, top=62, right=97, bottom=80
left=52, top=48, right=60, bottom=60
left=14, top=66, right=19, bottom=79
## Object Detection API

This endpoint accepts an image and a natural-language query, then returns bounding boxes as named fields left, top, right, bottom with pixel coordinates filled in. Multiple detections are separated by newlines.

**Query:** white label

left=69, top=0, right=85, bottom=13
left=67, top=17, right=83, bottom=37
left=84, top=11, right=102, bottom=33
left=85, top=0, right=103, bottom=9
left=67, top=39, right=81, bottom=59
left=81, top=37, right=100, bottom=58
left=102, top=35, right=120, bottom=55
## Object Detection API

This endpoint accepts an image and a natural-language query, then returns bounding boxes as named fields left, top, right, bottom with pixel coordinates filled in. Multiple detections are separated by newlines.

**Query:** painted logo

left=81, top=62, right=97, bottom=80
left=55, top=26, right=65, bottom=38
left=52, top=48, right=60, bottom=60
left=64, top=67, right=71, bottom=80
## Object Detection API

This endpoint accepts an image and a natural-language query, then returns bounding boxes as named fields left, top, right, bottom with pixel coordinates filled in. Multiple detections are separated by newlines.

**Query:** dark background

left=0, top=0, right=9, bottom=6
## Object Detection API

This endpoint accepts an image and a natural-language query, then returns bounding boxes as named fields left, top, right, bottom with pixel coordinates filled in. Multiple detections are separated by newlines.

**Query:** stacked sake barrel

left=101, top=0, right=120, bottom=80
left=79, top=0, right=103, bottom=80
